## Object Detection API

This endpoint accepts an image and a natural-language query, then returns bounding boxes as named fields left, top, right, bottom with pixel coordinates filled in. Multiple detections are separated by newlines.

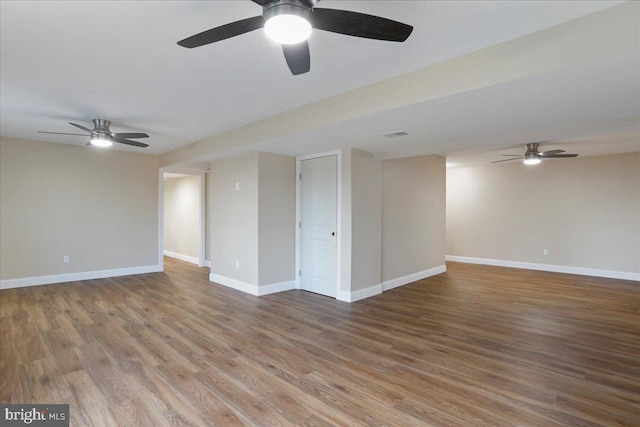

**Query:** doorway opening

left=160, top=171, right=207, bottom=269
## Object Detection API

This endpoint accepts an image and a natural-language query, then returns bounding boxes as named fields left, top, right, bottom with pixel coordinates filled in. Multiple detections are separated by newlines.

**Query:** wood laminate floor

left=1, top=259, right=639, bottom=426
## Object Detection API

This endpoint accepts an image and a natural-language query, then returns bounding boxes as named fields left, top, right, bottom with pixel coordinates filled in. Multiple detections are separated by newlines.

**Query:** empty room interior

left=1, top=1, right=639, bottom=426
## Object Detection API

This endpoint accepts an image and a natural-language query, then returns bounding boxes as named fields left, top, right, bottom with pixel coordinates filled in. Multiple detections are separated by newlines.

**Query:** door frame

left=295, top=150, right=342, bottom=298
left=158, top=168, right=208, bottom=270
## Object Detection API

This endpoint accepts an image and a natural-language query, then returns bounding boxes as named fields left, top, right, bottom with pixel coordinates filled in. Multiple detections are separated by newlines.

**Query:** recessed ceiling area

left=1, top=1, right=637, bottom=167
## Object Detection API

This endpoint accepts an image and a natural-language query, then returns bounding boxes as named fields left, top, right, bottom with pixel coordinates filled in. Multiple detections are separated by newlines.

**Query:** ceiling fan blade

left=251, top=0, right=270, bottom=5
left=113, top=132, right=149, bottom=139
left=311, top=8, right=413, bottom=42
left=501, top=154, right=525, bottom=157
left=282, top=41, right=310, bottom=75
left=112, top=137, right=149, bottom=148
left=542, top=153, right=578, bottom=158
left=178, top=16, right=264, bottom=48
left=539, top=149, right=565, bottom=157
left=37, top=131, right=87, bottom=136
left=69, top=122, right=93, bottom=133
left=492, top=157, right=523, bottom=163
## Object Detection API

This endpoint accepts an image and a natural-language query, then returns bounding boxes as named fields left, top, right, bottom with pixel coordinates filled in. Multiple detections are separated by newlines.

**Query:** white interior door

left=300, top=156, right=338, bottom=298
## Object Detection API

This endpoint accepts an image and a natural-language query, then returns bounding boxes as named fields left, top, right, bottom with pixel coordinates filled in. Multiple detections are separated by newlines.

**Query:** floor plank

left=1, top=258, right=639, bottom=426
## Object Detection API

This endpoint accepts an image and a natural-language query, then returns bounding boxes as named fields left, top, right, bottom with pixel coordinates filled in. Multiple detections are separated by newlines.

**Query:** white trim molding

left=382, top=265, right=448, bottom=292
left=337, top=284, right=382, bottom=303
left=446, top=256, right=640, bottom=282
left=163, top=250, right=199, bottom=265
left=0, top=264, right=163, bottom=290
left=209, top=273, right=296, bottom=296
left=337, top=265, right=448, bottom=302
left=258, top=280, right=297, bottom=296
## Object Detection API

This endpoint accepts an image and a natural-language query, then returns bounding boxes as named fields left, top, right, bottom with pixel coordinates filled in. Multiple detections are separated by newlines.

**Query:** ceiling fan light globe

left=523, top=153, right=541, bottom=165
left=90, top=135, right=113, bottom=148
left=265, top=14, right=312, bottom=45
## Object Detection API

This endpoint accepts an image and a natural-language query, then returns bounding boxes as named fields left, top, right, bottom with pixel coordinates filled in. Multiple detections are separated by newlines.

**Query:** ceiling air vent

left=382, top=131, right=409, bottom=139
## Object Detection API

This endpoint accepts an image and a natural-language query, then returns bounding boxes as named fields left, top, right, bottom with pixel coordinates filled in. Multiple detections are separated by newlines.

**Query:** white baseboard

left=336, top=265, right=448, bottom=302
left=446, top=256, right=640, bottom=282
left=209, top=273, right=255, bottom=294
left=209, top=273, right=295, bottom=296
left=382, top=265, right=447, bottom=292
left=337, top=284, right=383, bottom=303
left=200, top=260, right=212, bottom=268
left=0, top=264, right=163, bottom=290
left=258, top=280, right=296, bottom=296
left=163, top=250, right=199, bottom=265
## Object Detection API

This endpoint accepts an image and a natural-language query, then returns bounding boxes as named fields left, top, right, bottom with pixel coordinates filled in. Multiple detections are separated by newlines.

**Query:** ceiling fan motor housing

left=263, top=0, right=312, bottom=16
left=525, top=142, right=540, bottom=154
left=88, top=119, right=114, bottom=146
left=264, top=0, right=311, bottom=22
left=92, top=119, right=111, bottom=135
left=523, top=143, right=540, bottom=164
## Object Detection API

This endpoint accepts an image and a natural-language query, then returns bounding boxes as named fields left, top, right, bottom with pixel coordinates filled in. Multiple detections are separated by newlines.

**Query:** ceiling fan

left=38, top=119, right=149, bottom=148
left=492, top=142, right=578, bottom=165
left=177, top=0, right=413, bottom=75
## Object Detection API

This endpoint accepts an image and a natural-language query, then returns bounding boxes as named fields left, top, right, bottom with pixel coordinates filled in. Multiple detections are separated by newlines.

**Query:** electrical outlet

left=235, top=260, right=240, bottom=269
left=543, top=249, right=549, bottom=256
left=235, top=182, right=240, bottom=191
left=63, top=255, right=70, bottom=264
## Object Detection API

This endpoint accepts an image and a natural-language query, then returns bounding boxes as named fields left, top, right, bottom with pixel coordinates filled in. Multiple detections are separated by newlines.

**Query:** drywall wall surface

left=382, top=155, right=446, bottom=282
left=258, top=152, right=295, bottom=286
left=205, top=171, right=212, bottom=263
left=0, top=137, right=159, bottom=280
left=350, top=149, right=382, bottom=292
left=210, top=152, right=259, bottom=285
left=340, top=149, right=352, bottom=293
left=447, top=152, right=640, bottom=273
left=163, top=175, right=199, bottom=258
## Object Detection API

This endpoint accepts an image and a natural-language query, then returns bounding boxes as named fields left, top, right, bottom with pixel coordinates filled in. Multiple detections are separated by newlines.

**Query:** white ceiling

left=1, top=0, right=638, bottom=167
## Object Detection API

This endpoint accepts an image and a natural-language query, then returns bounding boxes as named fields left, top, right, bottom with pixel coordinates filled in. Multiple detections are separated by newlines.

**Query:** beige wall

left=163, top=174, right=199, bottom=258
left=210, top=152, right=259, bottom=285
left=350, top=149, right=382, bottom=292
left=205, top=171, right=212, bottom=262
left=209, top=151, right=296, bottom=287
left=447, top=152, right=640, bottom=274
left=208, top=148, right=448, bottom=297
left=258, top=152, right=295, bottom=285
left=382, top=155, right=446, bottom=281
left=340, top=149, right=352, bottom=293
left=0, top=137, right=159, bottom=281
left=323, top=148, right=383, bottom=296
